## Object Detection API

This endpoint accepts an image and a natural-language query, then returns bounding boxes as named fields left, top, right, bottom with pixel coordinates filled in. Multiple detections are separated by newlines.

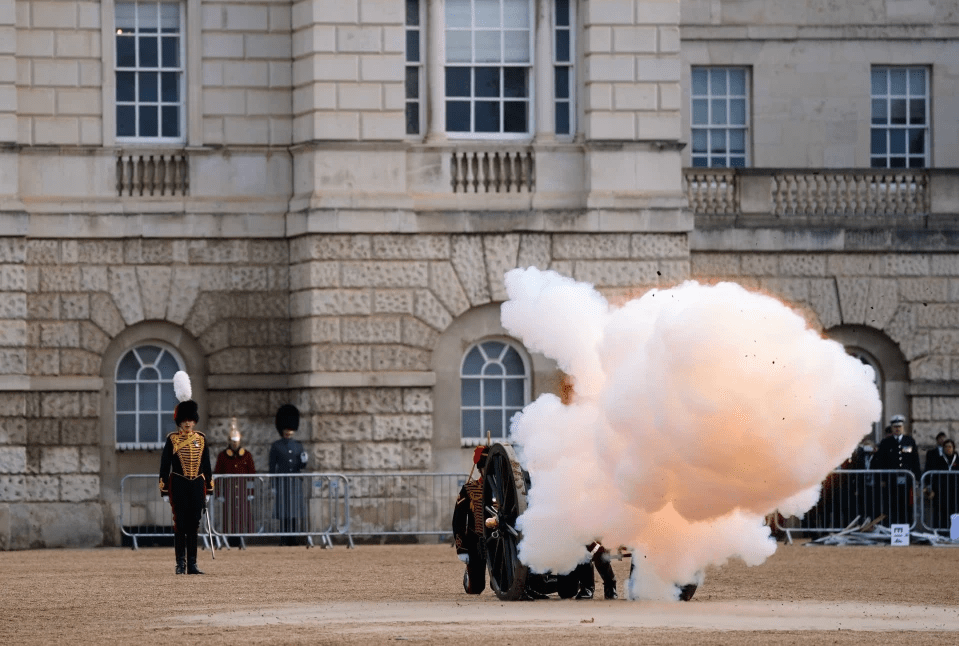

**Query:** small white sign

left=950, top=514, right=959, bottom=541
left=891, top=524, right=910, bottom=546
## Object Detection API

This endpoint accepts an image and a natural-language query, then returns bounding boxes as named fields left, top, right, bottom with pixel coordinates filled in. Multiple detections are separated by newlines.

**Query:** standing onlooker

left=159, top=371, right=214, bottom=574
left=270, top=404, right=308, bottom=545
left=925, top=432, right=948, bottom=472
left=926, top=438, right=958, bottom=531
left=874, top=414, right=922, bottom=525
left=849, top=438, right=880, bottom=524
left=213, top=419, right=256, bottom=543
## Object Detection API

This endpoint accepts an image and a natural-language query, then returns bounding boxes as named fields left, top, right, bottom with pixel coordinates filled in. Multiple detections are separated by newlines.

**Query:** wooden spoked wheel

left=482, top=443, right=529, bottom=600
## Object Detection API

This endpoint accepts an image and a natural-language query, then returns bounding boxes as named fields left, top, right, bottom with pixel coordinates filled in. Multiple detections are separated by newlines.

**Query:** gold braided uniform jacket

left=159, top=430, right=214, bottom=498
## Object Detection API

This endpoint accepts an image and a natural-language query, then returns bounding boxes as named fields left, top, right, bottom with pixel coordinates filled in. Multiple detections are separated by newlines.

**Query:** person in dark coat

left=874, top=414, right=921, bottom=525
left=925, top=432, right=948, bottom=472
left=269, top=404, right=308, bottom=545
left=213, top=419, right=256, bottom=540
left=159, top=371, right=214, bottom=575
left=925, top=439, right=958, bottom=531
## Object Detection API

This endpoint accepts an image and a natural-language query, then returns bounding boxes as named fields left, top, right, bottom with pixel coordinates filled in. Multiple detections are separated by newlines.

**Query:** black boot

left=595, top=558, right=617, bottom=599
left=186, top=531, right=204, bottom=575
left=174, top=532, right=186, bottom=575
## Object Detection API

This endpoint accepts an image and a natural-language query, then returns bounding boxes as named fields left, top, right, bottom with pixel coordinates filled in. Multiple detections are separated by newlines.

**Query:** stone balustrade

left=684, top=168, right=959, bottom=220
left=449, top=148, right=535, bottom=194
left=116, top=151, right=190, bottom=197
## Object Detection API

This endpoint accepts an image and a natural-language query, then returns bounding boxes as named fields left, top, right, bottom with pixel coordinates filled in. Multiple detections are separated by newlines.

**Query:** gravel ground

left=2, top=540, right=958, bottom=645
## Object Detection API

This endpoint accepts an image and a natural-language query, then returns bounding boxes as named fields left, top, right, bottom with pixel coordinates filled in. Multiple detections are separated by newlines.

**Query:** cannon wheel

left=483, top=443, right=529, bottom=600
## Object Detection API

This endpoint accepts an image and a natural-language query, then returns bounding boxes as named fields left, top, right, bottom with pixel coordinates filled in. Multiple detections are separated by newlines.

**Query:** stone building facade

left=0, top=0, right=957, bottom=548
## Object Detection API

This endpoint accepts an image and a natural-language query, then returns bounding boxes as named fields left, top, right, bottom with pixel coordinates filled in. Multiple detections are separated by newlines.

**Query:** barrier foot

left=132, top=536, right=139, bottom=551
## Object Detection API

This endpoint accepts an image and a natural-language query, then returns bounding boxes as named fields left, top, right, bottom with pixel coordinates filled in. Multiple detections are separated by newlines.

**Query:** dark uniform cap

left=173, top=400, right=199, bottom=425
left=275, top=404, right=300, bottom=435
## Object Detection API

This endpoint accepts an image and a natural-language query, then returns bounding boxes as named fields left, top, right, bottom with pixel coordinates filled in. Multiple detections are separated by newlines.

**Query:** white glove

left=300, top=451, right=308, bottom=465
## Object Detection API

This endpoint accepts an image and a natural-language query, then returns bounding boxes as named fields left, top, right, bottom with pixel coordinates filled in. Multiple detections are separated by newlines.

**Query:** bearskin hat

left=172, top=370, right=199, bottom=425
left=275, top=403, right=300, bottom=436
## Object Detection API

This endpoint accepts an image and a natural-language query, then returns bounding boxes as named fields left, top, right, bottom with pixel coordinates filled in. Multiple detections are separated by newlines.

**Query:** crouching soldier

left=452, top=446, right=490, bottom=594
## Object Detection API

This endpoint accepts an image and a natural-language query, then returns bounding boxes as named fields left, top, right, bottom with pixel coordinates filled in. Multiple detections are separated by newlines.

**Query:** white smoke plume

left=501, top=268, right=881, bottom=601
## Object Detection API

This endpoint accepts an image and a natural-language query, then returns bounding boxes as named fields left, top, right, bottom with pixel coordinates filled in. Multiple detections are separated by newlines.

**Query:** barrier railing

left=791, top=469, right=917, bottom=536
left=919, top=470, right=959, bottom=534
left=120, top=472, right=468, bottom=549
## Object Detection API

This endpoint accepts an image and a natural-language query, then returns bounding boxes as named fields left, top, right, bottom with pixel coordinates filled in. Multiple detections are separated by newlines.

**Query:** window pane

left=890, top=98, right=906, bottom=125
left=889, top=129, right=905, bottom=154
left=445, top=0, right=470, bottom=27
left=692, top=156, right=708, bottom=168
left=446, top=31, right=471, bottom=62
left=116, top=414, right=137, bottom=443
left=555, top=102, right=569, bottom=135
left=484, top=381, right=502, bottom=406
left=692, top=129, right=707, bottom=153
left=446, top=101, right=470, bottom=131
left=406, top=0, right=420, bottom=26
left=476, top=0, right=499, bottom=28
left=729, top=129, right=745, bottom=154
left=406, top=103, right=419, bottom=135
left=139, top=360, right=160, bottom=377
left=117, top=105, right=136, bottom=136
left=161, top=72, right=178, bottom=102
left=889, top=68, right=907, bottom=95
left=475, top=100, right=499, bottom=131
left=139, top=71, right=158, bottom=102
left=117, top=72, right=135, bottom=102
left=406, top=67, right=419, bottom=99
left=710, top=69, right=726, bottom=95
left=462, top=346, right=484, bottom=374
left=870, top=129, right=886, bottom=155
left=118, top=351, right=140, bottom=379
left=475, top=67, right=499, bottom=97
left=139, top=383, right=159, bottom=410
left=692, top=68, right=708, bottom=95
left=139, top=413, right=159, bottom=444
left=555, top=0, right=569, bottom=27
left=871, top=99, right=887, bottom=125
left=483, top=341, right=505, bottom=357
left=729, top=156, right=746, bottom=168
left=160, top=3, right=179, bottom=32
left=475, top=31, right=501, bottom=63
left=711, top=99, right=726, bottom=125
left=909, top=68, right=925, bottom=94
left=156, top=352, right=179, bottom=378
left=729, top=69, right=746, bottom=95
left=484, top=410, right=503, bottom=437
left=116, top=2, right=136, bottom=30
left=406, top=30, right=420, bottom=62
left=117, top=35, right=136, bottom=67
left=504, top=67, right=527, bottom=97
left=161, top=36, right=179, bottom=67
left=555, top=30, right=570, bottom=63
left=909, top=99, right=925, bottom=125
left=908, top=129, right=924, bottom=155
left=462, top=378, right=481, bottom=406
left=554, top=66, right=569, bottom=99
left=139, top=36, right=158, bottom=67
left=483, top=361, right=504, bottom=375
left=117, top=383, right=136, bottom=411
left=139, top=105, right=158, bottom=136
left=161, top=382, right=177, bottom=410
left=161, top=105, right=179, bottom=137
left=871, top=68, right=886, bottom=95
left=138, top=1, right=158, bottom=32
left=870, top=157, right=885, bottom=168
left=504, top=101, right=527, bottom=132
left=908, top=156, right=925, bottom=169
left=505, top=378, right=524, bottom=406
left=890, top=157, right=906, bottom=168
left=461, top=410, right=481, bottom=438
left=504, top=0, right=529, bottom=28
left=446, top=67, right=470, bottom=97
left=502, top=347, right=524, bottom=374
left=504, top=30, right=529, bottom=63
left=692, top=99, right=707, bottom=125
left=710, top=129, right=725, bottom=154
left=729, top=98, right=745, bottom=125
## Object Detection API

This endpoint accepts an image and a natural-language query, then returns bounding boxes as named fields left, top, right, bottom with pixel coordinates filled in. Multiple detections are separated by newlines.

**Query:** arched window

left=460, top=339, right=530, bottom=445
left=115, top=343, right=184, bottom=450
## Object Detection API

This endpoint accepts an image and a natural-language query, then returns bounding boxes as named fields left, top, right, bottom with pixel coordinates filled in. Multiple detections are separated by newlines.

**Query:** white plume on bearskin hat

left=172, top=370, right=199, bottom=425
left=173, top=370, right=192, bottom=402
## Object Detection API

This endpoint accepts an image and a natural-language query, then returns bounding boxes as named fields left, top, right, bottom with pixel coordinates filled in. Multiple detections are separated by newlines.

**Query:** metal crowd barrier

left=120, top=472, right=468, bottom=549
left=792, top=469, right=918, bottom=535
left=919, top=470, right=959, bottom=534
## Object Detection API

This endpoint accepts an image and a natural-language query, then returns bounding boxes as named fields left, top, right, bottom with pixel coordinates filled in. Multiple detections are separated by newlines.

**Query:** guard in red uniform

left=214, top=420, right=256, bottom=539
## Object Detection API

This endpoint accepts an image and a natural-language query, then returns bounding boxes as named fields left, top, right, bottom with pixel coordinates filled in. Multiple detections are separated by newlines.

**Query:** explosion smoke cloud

left=501, top=268, right=881, bottom=601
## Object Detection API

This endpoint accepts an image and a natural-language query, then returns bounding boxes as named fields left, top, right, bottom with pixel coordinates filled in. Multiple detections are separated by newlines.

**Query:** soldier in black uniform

left=159, top=372, right=214, bottom=575
left=270, top=404, right=308, bottom=545
left=874, top=414, right=922, bottom=525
